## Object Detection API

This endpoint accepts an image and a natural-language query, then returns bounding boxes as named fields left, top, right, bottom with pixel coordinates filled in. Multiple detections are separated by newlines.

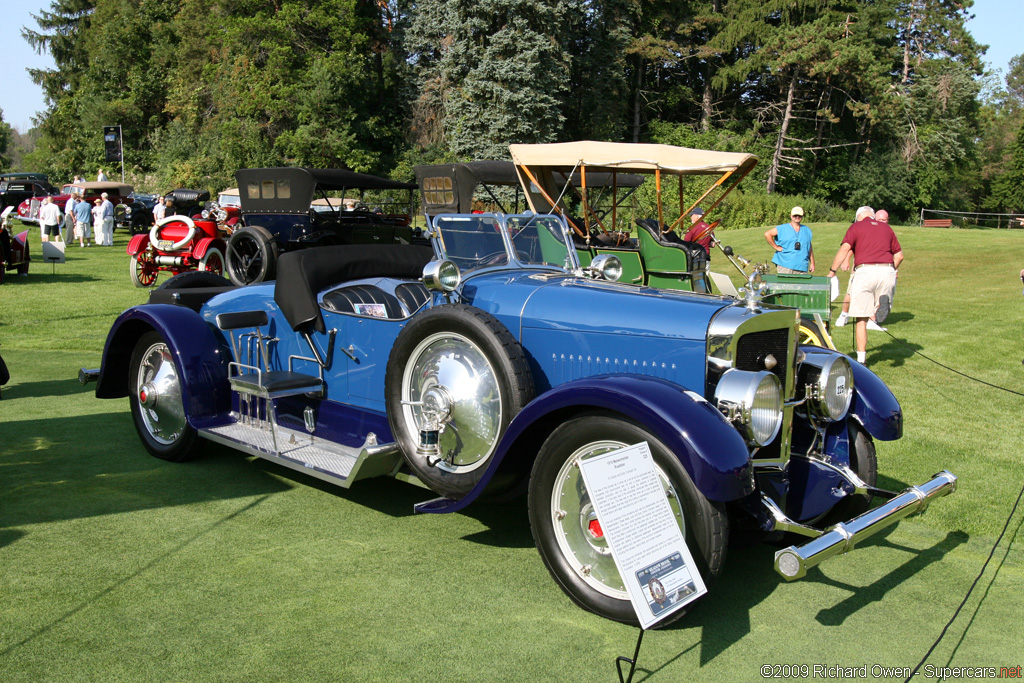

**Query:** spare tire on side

left=384, top=304, right=534, bottom=499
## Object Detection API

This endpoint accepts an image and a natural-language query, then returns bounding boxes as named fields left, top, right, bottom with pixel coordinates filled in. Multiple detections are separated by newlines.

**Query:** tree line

left=3, top=0, right=1023, bottom=224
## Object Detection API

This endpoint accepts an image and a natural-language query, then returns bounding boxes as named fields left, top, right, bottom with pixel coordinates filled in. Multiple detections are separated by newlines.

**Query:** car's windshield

left=433, top=213, right=575, bottom=274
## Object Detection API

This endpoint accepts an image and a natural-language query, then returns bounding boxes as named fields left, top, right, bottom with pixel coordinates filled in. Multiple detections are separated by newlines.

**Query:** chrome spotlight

left=588, top=254, right=623, bottom=282
left=799, top=354, right=853, bottom=422
left=423, top=260, right=461, bottom=292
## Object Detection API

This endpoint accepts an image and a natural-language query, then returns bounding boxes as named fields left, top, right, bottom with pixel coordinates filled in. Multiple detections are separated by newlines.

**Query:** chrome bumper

left=773, top=470, right=957, bottom=580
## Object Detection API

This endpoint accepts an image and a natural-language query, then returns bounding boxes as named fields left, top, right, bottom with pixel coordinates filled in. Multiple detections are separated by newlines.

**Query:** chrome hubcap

left=135, top=342, right=186, bottom=444
left=401, top=332, right=501, bottom=473
left=550, top=440, right=685, bottom=599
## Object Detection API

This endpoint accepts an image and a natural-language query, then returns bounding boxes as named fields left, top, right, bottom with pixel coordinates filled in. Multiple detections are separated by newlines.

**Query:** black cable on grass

left=905, top=480, right=1024, bottom=682
left=848, top=325, right=1024, bottom=678
left=878, top=329, right=1024, bottom=397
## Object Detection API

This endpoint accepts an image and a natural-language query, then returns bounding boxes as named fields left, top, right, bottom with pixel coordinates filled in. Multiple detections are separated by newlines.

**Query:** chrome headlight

left=588, top=254, right=622, bottom=282
left=799, top=354, right=853, bottom=422
left=715, top=369, right=783, bottom=446
left=423, top=259, right=461, bottom=292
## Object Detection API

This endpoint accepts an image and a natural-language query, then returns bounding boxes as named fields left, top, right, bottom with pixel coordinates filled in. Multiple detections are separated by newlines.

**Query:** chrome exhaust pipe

left=774, top=470, right=957, bottom=581
left=78, top=368, right=101, bottom=385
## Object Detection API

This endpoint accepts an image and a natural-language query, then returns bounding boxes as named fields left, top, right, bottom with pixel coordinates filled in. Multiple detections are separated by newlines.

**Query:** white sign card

left=41, top=240, right=66, bottom=264
left=577, top=442, right=707, bottom=629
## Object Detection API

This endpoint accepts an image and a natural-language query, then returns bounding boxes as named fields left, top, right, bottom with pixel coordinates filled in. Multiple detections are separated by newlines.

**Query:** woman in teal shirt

left=764, top=206, right=814, bottom=273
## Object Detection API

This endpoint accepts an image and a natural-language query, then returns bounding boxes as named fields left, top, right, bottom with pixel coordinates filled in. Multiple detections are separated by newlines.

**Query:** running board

left=200, top=418, right=403, bottom=488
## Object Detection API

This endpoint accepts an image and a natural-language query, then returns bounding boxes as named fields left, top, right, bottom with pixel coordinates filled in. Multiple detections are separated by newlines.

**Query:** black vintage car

left=227, top=167, right=420, bottom=286
left=0, top=173, right=56, bottom=212
left=114, top=192, right=161, bottom=234
left=115, top=189, right=210, bottom=235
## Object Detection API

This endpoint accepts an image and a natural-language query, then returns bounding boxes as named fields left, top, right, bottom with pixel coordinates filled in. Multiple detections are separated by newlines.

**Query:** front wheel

left=128, top=331, right=202, bottom=461
left=226, top=226, right=277, bottom=286
left=823, top=419, right=878, bottom=523
left=198, top=246, right=225, bottom=275
left=528, top=414, right=728, bottom=626
left=130, top=250, right=158, bottom=287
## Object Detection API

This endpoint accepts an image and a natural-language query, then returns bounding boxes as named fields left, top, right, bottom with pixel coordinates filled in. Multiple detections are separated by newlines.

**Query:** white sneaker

left=867, top=319, right=887, bottom=332
left=834, top=312, right=848, bottom=327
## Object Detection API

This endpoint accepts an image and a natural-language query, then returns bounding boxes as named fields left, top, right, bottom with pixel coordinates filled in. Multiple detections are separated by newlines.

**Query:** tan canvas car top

left=509, top=141, right=757, bottom=176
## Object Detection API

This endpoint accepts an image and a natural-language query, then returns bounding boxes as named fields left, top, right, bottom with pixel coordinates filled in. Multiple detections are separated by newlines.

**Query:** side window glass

left=276, top=179, right=290, bottom=199
left=247, top=182, right=260, bottom=199
left=261, top=180, right=275, bottom=199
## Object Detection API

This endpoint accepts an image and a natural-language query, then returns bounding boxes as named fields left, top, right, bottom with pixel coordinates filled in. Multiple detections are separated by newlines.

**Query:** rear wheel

left=528, top=414, right=728, bottom=626
left=198, top=247, right=224, bottom=275
left=130, top=250, right=158, bottom=287
left=129, top=331, right=202, bottom=461
left=227, top=226, right=277, bottom=285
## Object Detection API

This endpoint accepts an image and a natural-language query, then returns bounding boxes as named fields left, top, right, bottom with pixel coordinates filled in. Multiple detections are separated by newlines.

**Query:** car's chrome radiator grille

left=735, top=327, right=792, bottom=462
left=735, top=329, right=790, bottom=390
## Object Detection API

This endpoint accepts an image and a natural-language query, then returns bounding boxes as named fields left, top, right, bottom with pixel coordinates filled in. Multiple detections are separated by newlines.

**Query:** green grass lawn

left=1, top=222, right=1022, bottom=681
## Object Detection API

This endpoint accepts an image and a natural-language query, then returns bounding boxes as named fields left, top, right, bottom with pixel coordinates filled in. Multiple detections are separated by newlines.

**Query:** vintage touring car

left=86, top=202, right=955, bottom=625
left=226, top=167, right=420, bottom=286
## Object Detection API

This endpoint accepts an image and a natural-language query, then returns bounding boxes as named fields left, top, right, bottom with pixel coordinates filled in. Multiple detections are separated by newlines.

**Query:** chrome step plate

left=202, top=419, right=360, bottom=481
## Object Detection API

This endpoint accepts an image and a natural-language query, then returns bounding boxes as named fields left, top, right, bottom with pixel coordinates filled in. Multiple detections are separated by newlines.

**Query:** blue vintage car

left=87, top=209, right=956, bottom=625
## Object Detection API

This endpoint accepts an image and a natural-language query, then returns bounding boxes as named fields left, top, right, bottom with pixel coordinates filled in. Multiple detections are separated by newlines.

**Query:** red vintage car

left=0, top=207, right=30, bottom=284
left=17, top=181, right=133, bottom=225
left=127, top=190, right=229, bottom=287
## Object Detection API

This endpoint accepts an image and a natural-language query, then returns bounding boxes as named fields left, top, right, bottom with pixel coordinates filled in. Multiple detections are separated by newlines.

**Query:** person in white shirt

left=97, top=168, right=108, bottom=182
left=98, top=192, right=115, bottom=246
left=39, top=197, right=63, bottom=242
left=153, top=196, right=166, bottom=223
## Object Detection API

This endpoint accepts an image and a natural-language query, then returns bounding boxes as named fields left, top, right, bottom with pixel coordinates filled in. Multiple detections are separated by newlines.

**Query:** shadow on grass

left=244, top=454, right=430, bottom=519
left=812, top=530, right=968, bottom=626
left=866, top=331, right=922, bottom=367
left=0, top=528, right=26, bottom=549
left=0, top=271, right=101, bottom=285
left=0, top=413, right=291, bottom=534
left=0, top=377, right=95, bottom=400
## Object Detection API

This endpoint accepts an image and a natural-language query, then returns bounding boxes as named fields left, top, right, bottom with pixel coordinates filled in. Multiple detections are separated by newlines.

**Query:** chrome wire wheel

left=134, top=340, right=187, bottom=445
left=528, top=413, right=727, bottom=626
left=549, top=439, right=686, bottom=600
left=400, top=331, right=502, bottom=474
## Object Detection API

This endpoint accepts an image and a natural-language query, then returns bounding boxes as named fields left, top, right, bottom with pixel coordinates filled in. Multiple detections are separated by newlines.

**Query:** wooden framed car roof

left=414, top=160, right=645, bottom=215
left=510, top=141, right=758, bottom=236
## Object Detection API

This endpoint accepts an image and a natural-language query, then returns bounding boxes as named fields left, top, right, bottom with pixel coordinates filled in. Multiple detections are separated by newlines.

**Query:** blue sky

left=1, top=0, right=1022, bottom=133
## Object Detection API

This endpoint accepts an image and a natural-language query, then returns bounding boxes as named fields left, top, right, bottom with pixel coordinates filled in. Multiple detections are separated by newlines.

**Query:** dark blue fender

left=800, top=346, right=902, bottom=441
left=95, top=304, right=232, bottom=428
left=417, top=374, right=755, bottom=514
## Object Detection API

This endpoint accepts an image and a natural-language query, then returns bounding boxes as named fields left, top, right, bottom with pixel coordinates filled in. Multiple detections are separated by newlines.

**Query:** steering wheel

left=151, top=214, right=197, bottom=251
left=468, top=251, right=508, bottom=268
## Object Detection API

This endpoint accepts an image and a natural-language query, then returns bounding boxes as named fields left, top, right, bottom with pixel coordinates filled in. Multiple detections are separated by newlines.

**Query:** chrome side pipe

left=774, top=470, right=958, bottom=581
left=79, top=368, right=101, bottom=385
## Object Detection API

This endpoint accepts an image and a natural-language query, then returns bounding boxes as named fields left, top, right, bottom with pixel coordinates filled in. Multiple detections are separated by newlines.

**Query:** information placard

left=577, top=442, right=706, bottom=629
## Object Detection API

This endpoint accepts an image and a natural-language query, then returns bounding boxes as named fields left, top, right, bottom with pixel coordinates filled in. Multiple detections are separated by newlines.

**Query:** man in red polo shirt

left=826, top=206, right=903, bottom=364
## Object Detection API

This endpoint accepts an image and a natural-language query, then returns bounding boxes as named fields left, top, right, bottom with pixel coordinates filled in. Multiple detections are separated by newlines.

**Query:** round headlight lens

left=715, top=369, right=783, bottom=447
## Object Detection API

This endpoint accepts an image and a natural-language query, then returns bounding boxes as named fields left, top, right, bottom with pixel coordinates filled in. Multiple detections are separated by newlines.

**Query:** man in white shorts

left=826, top=207, right=903, bottom=364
